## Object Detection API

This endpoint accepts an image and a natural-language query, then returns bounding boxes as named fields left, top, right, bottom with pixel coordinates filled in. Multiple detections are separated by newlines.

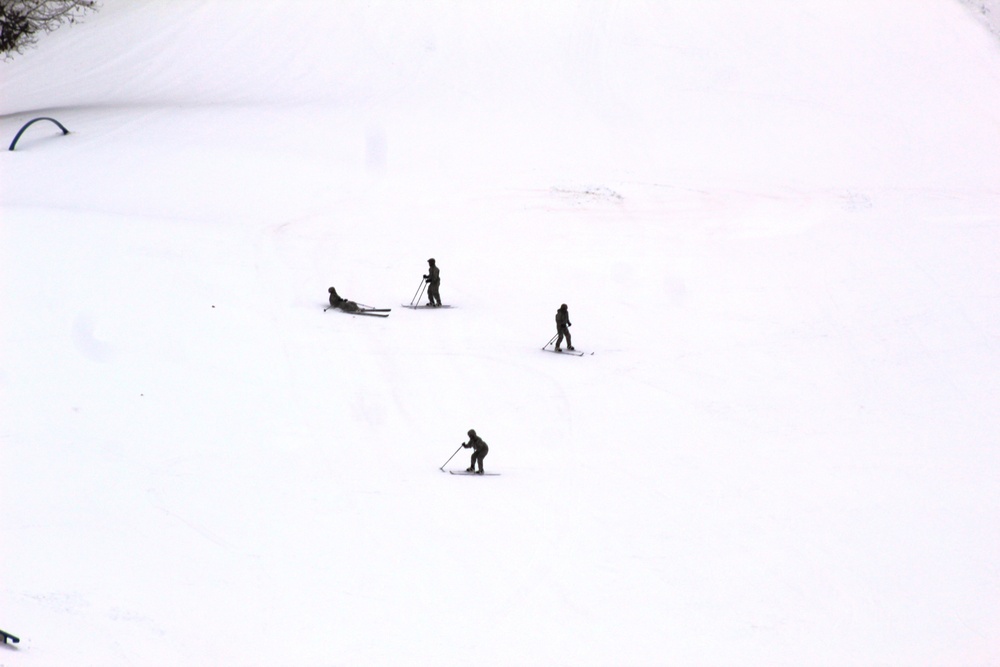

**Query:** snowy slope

left=960, top=0, right=1000, bottom=37
left=2, top=1, right=1000, bottom=665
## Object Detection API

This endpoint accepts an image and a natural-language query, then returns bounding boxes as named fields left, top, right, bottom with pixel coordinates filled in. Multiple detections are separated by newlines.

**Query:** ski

left=0, top=628, right=19, bottom=645
left=449, top=471, right=500, bottom=476
left=325, top=306, right=390, bottom=317
left=402, top=304, right=453, bottom=309
left=544, top=348, right=585, bottom=356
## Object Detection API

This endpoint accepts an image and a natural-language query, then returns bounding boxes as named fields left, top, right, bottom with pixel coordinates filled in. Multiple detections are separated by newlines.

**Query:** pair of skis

left=542, top=342, right=587, bottom=356
left=346, top=303, right=454, bottom=316
left=324, top=305, right=392, bottom=318
left=348, top=307, right=391, bottom=318
left=325, top=304, right=456, bottom=317
left=545, top=347, right=586, bottom=357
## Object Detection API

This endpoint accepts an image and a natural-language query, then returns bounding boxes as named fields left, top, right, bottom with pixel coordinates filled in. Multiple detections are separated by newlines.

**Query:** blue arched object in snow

left=8, top=117, right=70, bottom=151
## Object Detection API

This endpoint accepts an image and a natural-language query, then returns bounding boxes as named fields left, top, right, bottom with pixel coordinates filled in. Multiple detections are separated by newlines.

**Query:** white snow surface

left=2, top=1, right=1000, bottom=665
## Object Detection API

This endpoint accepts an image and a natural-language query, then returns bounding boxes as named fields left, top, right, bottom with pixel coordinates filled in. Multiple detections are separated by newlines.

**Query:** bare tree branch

left=1, top=0, right=99, bottom=58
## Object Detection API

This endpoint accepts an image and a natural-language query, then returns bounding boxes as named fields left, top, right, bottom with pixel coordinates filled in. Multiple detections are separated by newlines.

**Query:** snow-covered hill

left=960, top=0, right=1000, bottom=38
left=2, top=2, right=999, bottom=665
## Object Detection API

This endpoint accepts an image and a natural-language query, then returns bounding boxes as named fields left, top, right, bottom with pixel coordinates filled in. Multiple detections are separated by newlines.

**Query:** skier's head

left=328, top=287, right=336, bottom=293
left=467, top=429, right=476, bottom=437
left=560, top=303, right=568, bottom=310
left=428, top=258, right=436, bottom=265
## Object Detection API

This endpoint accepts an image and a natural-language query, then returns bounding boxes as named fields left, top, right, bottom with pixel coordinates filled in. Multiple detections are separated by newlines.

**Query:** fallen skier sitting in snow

left=328, top=286, right=360, bottom=312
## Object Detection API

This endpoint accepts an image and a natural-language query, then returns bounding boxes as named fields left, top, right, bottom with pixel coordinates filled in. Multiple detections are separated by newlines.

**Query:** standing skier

left=463, top=429, right=489, bottom=474
left=328, top=286, right=360, bottom=313
left=555, top=303, right=574, bottom=352
left=424, top=258, right=442, bottom=307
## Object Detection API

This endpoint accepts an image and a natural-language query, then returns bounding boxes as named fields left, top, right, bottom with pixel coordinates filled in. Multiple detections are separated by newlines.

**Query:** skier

left=555, top=303, right=574, bottom=352
left=462, top=429, right=489, bottom=474
left=328, top=286, right=360, bottom=313
left=424, top=258, right=442, bottom=307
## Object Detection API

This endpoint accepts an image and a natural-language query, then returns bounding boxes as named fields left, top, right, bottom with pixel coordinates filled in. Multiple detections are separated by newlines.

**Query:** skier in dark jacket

left=424, top=258, right=441, bottom=307
left=328, top=287, right=360, bottom=313
left=555, top=303, right=574, bottom=351
left=463, top=429, right=488, bottom=474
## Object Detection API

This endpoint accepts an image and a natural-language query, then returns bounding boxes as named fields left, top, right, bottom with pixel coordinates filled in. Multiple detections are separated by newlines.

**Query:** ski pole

left=409, top=278, right=426, bottom=306
left=542, top=334, right=558, bottom=350
left=439, top=444, right=464, bottom=471
left=415, top=281, right=428, bottom=306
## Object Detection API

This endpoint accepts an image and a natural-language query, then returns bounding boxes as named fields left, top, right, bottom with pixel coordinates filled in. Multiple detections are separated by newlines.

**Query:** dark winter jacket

left=464, top=433, right=488, bottom=453
left=556, top=307, right=571, bottom=330
left=426, top=264, right=440, bottom=286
